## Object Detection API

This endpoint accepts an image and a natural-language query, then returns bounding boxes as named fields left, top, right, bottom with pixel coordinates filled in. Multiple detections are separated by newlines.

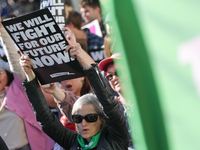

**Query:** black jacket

left=23, top=64, right=129, bottom=150
left=0, top=136, right=8, bottom=150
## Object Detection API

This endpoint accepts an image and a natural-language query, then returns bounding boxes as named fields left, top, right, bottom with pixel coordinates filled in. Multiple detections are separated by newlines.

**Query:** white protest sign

left=81, top=19, right=103, bottom=37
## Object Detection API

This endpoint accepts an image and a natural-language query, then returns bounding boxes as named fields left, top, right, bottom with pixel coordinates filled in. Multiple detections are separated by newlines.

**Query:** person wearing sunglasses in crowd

left=41, top=59, right=93, bottom=150
left=52, top=76, right=93, bottom=150
left=20, top=39, right=130, bottom=149
left=98, top=53, right=125, bottom=104
left=98, top=53, right=134, bottom=149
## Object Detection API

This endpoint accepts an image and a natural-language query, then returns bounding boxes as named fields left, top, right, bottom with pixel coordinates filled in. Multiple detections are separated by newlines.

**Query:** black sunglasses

left=72, top=113, right=99, bottom=123
left=105, top=69, right=122, bottom=81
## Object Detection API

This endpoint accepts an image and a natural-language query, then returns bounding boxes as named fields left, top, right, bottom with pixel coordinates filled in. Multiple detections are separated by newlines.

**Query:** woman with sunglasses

left=42, top=63, right=92, bottom=150
left=99, top=53, right=134, bottom=149
left=41, top=73, right=92, bottom=129
left=20, top=41, right=130, bottom=149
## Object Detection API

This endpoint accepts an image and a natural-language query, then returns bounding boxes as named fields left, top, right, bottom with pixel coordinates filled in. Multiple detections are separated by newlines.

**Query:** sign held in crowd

left=40, top=0, right=66, bottom=29
left=2, top=8, right=85, bottom=85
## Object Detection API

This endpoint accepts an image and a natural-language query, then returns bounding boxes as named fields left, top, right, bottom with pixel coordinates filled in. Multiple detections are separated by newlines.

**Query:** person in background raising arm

left=0, top=15, right=54, bottom=150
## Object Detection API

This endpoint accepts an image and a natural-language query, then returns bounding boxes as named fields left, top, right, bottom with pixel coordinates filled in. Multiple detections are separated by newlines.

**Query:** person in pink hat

left=98, top=53, right=126, bottom=104
left=99, top=53, right=134, bottom=149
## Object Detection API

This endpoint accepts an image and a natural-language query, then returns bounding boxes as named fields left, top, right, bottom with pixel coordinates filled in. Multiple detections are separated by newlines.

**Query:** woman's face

left=0, top=70, right=8, bottom=92
left=106, top=64, right=121, bottom=94
left=60, top=77, right=84, bottom=96
left=76, top=104, right=102, bottom=142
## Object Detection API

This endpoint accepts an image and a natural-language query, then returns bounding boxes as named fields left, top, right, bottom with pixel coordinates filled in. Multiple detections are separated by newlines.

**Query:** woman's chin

left=115, top=86, right=121, bottom=93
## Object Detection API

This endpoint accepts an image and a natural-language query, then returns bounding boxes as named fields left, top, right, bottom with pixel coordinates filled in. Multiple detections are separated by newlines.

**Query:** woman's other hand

left=20, top=55, right=35, bottom=81
left=62, top=27, right=76, bottom=44
left=66, top=42, right=95, bottom=70
left=41, top=83, right=57, bottom=94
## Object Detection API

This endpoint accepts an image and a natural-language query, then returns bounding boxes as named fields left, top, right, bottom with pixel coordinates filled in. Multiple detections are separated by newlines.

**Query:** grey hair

left=72, top=93, right=106, bottom=131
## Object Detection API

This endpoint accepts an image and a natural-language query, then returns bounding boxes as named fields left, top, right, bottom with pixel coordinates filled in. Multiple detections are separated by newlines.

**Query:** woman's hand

left=62, top=27, right=76, bottom=44
left=63, top=28, right=95, bottom=69
left=66, top=42, right=95, bottom=70
left=41, top=83, right=57, bottom=94
left=20, top=55, right=35, bottom=81
left=41, top=82, right=66, bottom=102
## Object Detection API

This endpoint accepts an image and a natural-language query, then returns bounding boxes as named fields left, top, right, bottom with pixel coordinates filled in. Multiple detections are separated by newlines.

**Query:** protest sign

left=88, top=48, right=106, bottom=63
left=2, top=8, right=85, bottom=85
left=81, top=19, right=103, bottom=37
left=40, top=0, right=66, bottom=29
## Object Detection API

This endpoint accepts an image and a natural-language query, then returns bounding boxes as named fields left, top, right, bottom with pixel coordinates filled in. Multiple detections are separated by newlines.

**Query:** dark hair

left=5, top=70, right=14, bottom=86
left=80, top=77, right=93, bottom=96
left=66, top=10, right=82, bottom=29
left=79, top=0, right=100, bottom=8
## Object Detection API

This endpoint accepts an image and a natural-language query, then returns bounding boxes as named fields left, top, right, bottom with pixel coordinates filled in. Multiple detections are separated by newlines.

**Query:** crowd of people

left=0, top=0, right=40, bottom=17
left=0, top=0, right=134, bottom=149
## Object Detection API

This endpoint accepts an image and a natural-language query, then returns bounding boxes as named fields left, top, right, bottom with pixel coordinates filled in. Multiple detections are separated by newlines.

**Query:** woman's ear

left=69, top=22, right=74, bottom=28
left=80, top=77, right=85, bottom=83
left=96, top=7, right=101, bottom=14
